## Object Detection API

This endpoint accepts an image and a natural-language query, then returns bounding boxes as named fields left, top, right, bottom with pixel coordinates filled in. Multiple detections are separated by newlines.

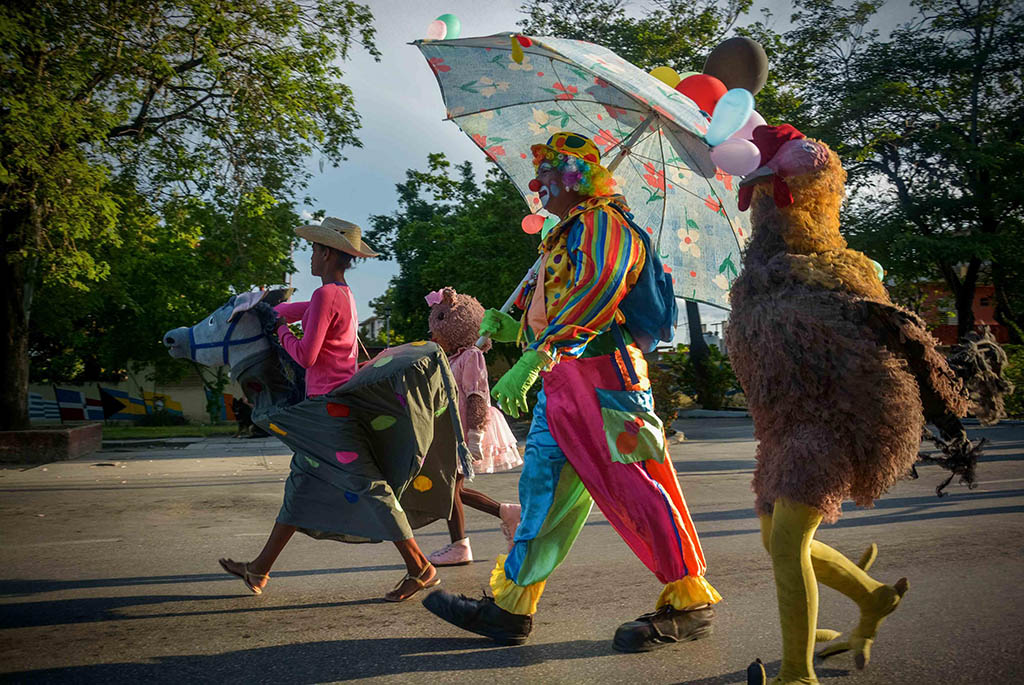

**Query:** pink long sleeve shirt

left=274, top=283, right=358, bottom=397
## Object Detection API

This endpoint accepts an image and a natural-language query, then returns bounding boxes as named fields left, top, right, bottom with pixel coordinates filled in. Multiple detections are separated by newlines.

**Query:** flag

left=54, top=387, right=86, bottom=421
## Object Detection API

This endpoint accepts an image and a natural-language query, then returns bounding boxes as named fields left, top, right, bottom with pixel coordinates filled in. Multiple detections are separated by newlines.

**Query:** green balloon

left=436, top=13, right=461, bottom=40
left=541, top=214, right=559, bottom=238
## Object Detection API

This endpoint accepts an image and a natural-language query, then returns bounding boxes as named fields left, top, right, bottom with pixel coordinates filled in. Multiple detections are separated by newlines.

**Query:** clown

left=423, top=133, right=722, bottom=651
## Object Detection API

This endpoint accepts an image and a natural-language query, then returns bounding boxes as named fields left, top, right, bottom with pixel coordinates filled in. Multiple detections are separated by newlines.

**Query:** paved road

left=1, top=419, right=1022, bottom=684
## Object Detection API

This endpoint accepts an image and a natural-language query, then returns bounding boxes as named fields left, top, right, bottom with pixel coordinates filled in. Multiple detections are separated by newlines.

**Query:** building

left=916, top=283, right=1007, bottom=345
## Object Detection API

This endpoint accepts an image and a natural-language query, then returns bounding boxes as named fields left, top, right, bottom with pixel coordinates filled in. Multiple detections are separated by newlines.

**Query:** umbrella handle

left=475, top=254, right=544, bottom=348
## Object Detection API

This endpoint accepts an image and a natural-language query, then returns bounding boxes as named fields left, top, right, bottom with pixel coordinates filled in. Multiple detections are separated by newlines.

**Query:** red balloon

left=674, top=74, right=728, bottom=116
left=521, top=214, right=545, bottom=234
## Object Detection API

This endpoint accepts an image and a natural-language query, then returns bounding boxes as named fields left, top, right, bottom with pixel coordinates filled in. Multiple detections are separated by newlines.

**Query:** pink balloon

left=710, top=138, right=762, bottom=176
left=730, top=110, right=766, bottom=141
left=521, top=214, right=545, bottom=234
left=426, top=19, right=447, bottom=40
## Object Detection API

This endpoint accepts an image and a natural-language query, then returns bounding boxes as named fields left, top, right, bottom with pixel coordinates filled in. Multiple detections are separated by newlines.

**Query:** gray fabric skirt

left=247, top=341, right=470, bottom=543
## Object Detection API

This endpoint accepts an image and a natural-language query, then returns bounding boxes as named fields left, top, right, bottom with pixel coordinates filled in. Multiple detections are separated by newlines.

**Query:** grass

left=102, top=424, right=239, bottom=440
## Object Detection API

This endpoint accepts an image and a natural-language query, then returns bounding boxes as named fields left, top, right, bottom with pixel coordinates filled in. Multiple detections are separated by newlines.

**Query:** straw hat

left=295, top=217, right=379, bottom=258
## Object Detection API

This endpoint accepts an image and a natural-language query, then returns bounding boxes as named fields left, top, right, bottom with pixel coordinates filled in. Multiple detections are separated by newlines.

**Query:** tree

left=365, top=154, right=540, bottom=347
left=748, top=0, right=1024, bottom=340
left=1, top=1, right=377, bottom=429
left=28, top=186, right=302, bottom=386
left=519, top=0, right=753, bottom=73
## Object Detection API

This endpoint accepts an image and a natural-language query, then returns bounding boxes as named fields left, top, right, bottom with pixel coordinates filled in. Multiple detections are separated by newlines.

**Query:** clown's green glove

left=479, top=308, right=521, bottom=343
left=492, top=349, right=550, bottom=418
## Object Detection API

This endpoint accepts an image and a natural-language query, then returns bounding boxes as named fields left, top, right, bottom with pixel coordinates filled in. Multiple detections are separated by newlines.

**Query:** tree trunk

left=0, top=212, right=38, bottom=431
left=953, top=257, right=981, bottom=341
left=685, top=300, right=713, bottom=408
left=992, top=263, right=1023, bottom=344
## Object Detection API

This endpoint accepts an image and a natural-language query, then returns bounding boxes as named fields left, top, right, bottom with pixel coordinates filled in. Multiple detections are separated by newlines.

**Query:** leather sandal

left=218, top=558, right=269, bottom=595
left=383, top=563, right=440, bottom=602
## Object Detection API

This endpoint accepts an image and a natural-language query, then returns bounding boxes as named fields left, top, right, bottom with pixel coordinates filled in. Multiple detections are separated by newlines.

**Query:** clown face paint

left=531, top=164, right=561, bottom=208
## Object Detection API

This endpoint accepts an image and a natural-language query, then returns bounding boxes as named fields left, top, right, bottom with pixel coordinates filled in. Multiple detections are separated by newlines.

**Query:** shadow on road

left=2, top=636, right=613, bottom=683
left=0, top=563, right=408, bottom=597
left=0, top=594, right=393, bottom=629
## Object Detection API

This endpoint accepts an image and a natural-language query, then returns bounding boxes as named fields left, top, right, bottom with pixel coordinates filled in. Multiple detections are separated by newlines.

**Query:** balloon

left=730, top=110, right=766, bottom=141
left=870, top=259, right=885, bottom=282
left=705, top=88, right=754, bottom=146
left=703, top=37, right=769, bottom=94
left=436, top=13, right=461, bottom=39
left=678, top=71, right=700, bottom=80
left=425, top=20, right=447, bottom=40
left=541, top=214, right=559, bottom=238
left=710, top=138, right=762, bottom=176
left=521, top=214, right=545, bottom=234
left=675, top=74, right=728, bottom=116
left=649, top=66, right=681, bottom=88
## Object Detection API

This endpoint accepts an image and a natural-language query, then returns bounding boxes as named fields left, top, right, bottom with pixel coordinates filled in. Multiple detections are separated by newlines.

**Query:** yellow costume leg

left=768, top=499, right=823, bottom=685
left=812, top=540, right=908, bottom=669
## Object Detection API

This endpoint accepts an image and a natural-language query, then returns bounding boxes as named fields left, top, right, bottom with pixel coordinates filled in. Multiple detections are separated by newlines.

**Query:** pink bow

left=425, top=290, right=443, bottom=306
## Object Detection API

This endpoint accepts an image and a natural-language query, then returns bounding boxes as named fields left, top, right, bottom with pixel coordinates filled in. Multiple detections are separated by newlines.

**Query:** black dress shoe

left=422, top=590, right=533, bottom=645
left=612, top=605, right=714, bottom=653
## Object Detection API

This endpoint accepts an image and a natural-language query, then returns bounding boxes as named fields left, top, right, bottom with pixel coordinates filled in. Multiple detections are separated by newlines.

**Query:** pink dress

left=274, top=283, right=358, bottom=397
left=448, top=346, right=523, bottom=474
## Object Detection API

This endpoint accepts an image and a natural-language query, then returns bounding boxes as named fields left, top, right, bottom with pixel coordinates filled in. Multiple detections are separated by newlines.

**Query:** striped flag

left=28, top=393, right=60, bottom=421
left=54, top=387, right=86, bottom=421
left=85, top=397, right=104, bottom=421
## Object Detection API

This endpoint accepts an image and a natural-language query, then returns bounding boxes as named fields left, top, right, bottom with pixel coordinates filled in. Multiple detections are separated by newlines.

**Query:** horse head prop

left=163, top=288, right=305, bottom=410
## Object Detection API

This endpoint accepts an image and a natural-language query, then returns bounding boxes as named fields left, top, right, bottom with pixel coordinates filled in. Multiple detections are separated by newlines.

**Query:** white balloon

left=710, top=138, right=762, bottom=176
left=730, top=110, right=767, bottom=141
left=426, top=19, right=447, bottom=40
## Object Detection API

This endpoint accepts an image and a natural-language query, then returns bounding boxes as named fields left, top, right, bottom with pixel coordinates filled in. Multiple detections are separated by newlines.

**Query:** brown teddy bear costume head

left=426, top=287, right=493, bottom=356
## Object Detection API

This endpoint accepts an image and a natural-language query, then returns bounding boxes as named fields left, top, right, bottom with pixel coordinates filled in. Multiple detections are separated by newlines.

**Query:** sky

left=289, top=0, right=918, bottom=343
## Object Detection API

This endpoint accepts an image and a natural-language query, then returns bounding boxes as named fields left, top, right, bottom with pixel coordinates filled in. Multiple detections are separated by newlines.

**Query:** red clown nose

left=528, top=179, right=542, bottom=192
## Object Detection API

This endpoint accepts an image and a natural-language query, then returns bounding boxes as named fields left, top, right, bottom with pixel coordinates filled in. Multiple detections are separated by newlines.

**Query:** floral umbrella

left=415, top=33, right=749, bottom=311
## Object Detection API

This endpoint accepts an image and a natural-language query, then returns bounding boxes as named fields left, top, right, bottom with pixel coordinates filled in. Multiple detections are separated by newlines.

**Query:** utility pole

left=384, top=306, right=392, bottom=347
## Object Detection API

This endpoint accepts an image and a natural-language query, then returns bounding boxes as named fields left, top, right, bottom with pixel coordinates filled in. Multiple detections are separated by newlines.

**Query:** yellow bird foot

left=814, top=629, right=842, bottom=643
left=817, top=577, right=909, bottom=669
left=857, top=543, right=878, bottom=572
left=746, top=659, right=820, bottom=684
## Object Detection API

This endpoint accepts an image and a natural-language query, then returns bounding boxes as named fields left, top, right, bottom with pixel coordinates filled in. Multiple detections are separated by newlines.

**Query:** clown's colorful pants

left=490, top=351, right=721, bottom=615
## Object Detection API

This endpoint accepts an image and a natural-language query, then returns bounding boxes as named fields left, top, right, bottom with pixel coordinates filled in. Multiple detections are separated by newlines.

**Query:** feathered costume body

left=727, top=142, right=968, bottom=523
left=728, top=125, right=969, bottom=685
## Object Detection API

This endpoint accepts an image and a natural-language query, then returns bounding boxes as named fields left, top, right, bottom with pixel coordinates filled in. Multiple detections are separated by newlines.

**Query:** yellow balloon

left=649, top=66, right=681, bottom=88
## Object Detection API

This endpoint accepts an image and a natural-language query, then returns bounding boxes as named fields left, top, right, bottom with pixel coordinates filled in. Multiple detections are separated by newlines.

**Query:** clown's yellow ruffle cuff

left=490, top=554, right=546, bottom=616
left=656, top=575, right=722, bottom=611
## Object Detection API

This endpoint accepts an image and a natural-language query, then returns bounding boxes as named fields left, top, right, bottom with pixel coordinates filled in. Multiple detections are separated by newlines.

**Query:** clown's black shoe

left=612, top=604, right=715, bottom=653
left=422, top=590, right=532, bottom=645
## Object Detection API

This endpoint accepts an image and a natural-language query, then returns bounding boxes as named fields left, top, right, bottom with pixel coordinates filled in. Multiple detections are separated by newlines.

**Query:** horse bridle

left=188, top=313, right=265, bottom=365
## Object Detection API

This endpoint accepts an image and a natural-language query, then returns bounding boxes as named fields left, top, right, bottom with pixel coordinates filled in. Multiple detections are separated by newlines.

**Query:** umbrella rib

left=446, top=99, right=649, bottom=122
left=657, top=128, right=669, bottom=248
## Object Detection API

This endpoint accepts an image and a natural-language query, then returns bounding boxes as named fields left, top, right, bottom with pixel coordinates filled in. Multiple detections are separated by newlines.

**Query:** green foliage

left=660, top=344, right=739, bottom=411
left=519, top=0, right=753, bottom=72
left=648, top=360, right=688, bottom=433
left=365, top=155, right=540, bottom=346
left=197, top=365, right=231, bottom=425
left=2, top=1, right=379, bottom=427
left=1002, top=344, right=1024, bottom=418
left=752, top=0, right=1024, bottom=339
left=29, top=186, right=301, bottom=383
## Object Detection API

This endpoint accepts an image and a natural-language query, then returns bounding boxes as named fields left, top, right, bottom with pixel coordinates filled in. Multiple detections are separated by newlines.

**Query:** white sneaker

left=499, top=503, right=521, bottom=550
left=427, top=537, right=473, bottom=566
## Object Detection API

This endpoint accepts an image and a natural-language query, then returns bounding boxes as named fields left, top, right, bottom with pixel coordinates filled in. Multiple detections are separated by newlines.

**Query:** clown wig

left=532, top=147, right=616, bottom=197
